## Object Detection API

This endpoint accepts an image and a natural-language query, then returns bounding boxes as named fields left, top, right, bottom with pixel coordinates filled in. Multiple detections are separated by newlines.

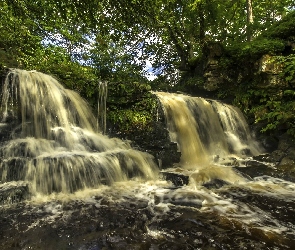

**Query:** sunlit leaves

left=1, top=0, right=295, bottom=86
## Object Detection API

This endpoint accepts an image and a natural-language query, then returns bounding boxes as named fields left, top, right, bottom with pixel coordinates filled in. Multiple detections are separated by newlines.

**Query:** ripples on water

left=1, top=176, right=295, bottom=249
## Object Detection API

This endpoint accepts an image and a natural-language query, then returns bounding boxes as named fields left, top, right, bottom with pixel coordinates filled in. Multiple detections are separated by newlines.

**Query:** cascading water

left=150, top=92, right=295, bottom=248
left=1, top=74, right=295, bottom=250
left=155, top=91, right=262, bottom=168
left=97, top=81, right=108, bottom=134
left=0, top=69, right=158, bottom=195
left=155, top=91, right=264, bottom=185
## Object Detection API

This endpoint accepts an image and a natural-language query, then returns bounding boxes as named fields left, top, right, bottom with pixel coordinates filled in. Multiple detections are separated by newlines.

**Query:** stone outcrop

left=235, top=131, right=295, bottom=183
left=257, top=54, right=287, bottom=88
left=106, top=90, right=181, bottom=169
left=0, top=182, right=30, bottom=205
left=202, top=42, right=224, bottom=91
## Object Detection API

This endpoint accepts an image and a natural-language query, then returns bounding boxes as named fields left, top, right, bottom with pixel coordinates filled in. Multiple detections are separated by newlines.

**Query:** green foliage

left=262, top=11, right=295, bottom=40
left=107, top=92, right=158, bottom=134
left=273, top=54, right=295, bottom=83
left=1, top=0, right=295, bottom=140
left=0, top=1, right=42, bottom=68
left=226, top=39, right=285, bottom=61
left=90, top=35, right=147, bottom=83
left=106, top=80, right=157, bottom=134
left=108, top=82, right=151, bottom=104
left=233, top=85, right=295, bottom=137
left=258, top=97, right=295, bottom=137
left=2, top=0, right=295, bottom=85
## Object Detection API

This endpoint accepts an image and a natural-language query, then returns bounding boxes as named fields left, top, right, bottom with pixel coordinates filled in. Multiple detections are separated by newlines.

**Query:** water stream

left=0, top=69, right=294, bottom=249
left=155, top=91, right=262, bottom=184
left=0, top=69, right=157, bottom=195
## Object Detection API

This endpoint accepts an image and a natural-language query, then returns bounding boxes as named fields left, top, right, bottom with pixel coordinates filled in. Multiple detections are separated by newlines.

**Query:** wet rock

left=246, top=160, right=269, bottom=168
left=261, top=136, right=279, bottom=152
left=279, top=147, right=295, bottom=165
left=253, top=153, right=275, bottom=162
left=235, top=162, right=295, bottom=182
left=255, top=135, right=295, bottom=166
left=277, top=133, right=295, bottom=151
left=275, top=164, right=295, bottom=182
left=279, top=156, right=295, bottom=165
left=287, top=147, right=295, bottom=157
left=268, top=150, right=286, bottom=163
left=202, top=179, right=228, bottom=189
left=0, top=182, right=30, bottom=204
left=1, top=185, right=295, bottom=250
left=219, top=185, right=295, bottom=226
left=235, top=164, right=271, bottom=179
left=161, top=171, right=189, bottom=186
left=255, top=148, right=295, bottom=167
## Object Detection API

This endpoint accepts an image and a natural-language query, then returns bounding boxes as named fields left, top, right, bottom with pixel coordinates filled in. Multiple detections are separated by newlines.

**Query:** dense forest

left=1, top=0, right=295, bottom=138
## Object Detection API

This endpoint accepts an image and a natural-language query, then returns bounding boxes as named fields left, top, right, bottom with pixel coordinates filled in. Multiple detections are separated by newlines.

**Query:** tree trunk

left=167, top=26, right=189, bottom=71
left=198, top=2, right=206, bottom=49
left=246, top=0, right=254, bottom=41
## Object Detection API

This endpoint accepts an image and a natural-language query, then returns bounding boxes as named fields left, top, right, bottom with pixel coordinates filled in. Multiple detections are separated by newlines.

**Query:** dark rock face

left=260, top=135, right=279, bottom=152
left=202, top=42, right=225, bottom=91
left=236, top=131, right=295, bottom=182
left=0, top=68, right=22, bottom=149
left=107, top=93, right=181, bottom=169
left=128, top=116, right=181, bottom=169
left=161, top=171, right=189, bottom=186
left=0, top=182, right=30, bottom=205
left=235, top=153, right=295, bottom=183
left=236, top=162, right=295, bottom=183
left=267, top=133, right=295, bottom=166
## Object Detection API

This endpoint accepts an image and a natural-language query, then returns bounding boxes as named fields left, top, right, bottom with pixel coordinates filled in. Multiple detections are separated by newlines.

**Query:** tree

left=2, top=0, right=295, bottom=86
left=246, top=0, right=254, bottom=41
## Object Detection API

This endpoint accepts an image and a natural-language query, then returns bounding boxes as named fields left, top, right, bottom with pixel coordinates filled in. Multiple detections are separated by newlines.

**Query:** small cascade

left=155, top=92, right=263, bottom=182
left=0, top=69, right=158, bottom=196
left=97, top=81, right=108, bottom=134
left=1, top=69, right=97, bottom=145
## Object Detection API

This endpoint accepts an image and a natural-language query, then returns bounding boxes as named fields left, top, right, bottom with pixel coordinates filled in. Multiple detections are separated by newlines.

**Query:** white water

left=0, top=69, right=158, bottom=194
left=150, top=91, right=295, bottom=244
left=0, top=72, right=294, bottom=247
left=154, top=91, right=264, bottom=185
left=155, top=92, right=262, bottom=168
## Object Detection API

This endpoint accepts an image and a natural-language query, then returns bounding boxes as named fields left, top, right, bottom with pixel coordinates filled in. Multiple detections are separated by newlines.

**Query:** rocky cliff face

left=201, top=43, right=295, bottom=92
left=192, top=40, right=295, bottom=168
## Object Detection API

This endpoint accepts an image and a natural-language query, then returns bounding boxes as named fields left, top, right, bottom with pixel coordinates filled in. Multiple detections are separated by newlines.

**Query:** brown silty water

left=155, top=91, right=261, bottom=183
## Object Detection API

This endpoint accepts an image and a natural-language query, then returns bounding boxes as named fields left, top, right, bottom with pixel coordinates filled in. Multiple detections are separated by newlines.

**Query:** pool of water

left=1, top=175, right=294, bottom=250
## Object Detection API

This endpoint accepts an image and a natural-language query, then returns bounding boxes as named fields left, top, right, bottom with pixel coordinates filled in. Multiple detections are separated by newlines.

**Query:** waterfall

left=1, top=75, right=295, bottom=249
left=0, top=69, right=158, bottom=195
left=97, top=81, right=108, bottom=134
left=155, top=92, right=263, bottom=171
